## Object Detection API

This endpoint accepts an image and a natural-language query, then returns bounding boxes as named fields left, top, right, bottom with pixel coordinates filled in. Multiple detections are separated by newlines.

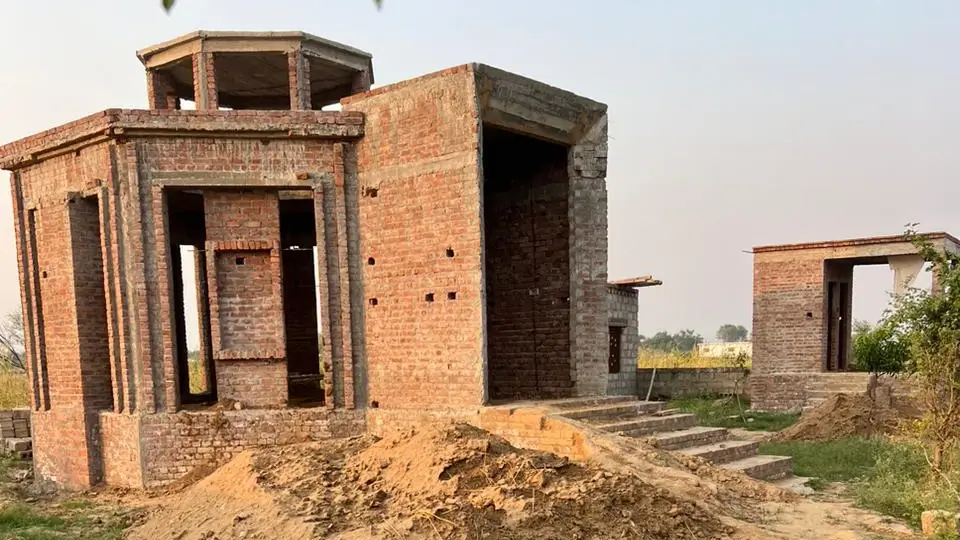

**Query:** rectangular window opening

left=168, top=190, right=216, bottom=406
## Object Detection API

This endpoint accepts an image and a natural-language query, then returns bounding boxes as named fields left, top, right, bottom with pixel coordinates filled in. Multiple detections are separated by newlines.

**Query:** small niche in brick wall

left=235, top=256, right=246, bottom=266
left=446, top=248, right=455, bottom=258
left=447, top=292, right=457, bottom=300
left=425, top=293, right=435, bottom=302
left=367, top=257, right=375, bottom=265
left=369, top=298, right=378, bottom=306
left=364, top=187, right=378, bottom=198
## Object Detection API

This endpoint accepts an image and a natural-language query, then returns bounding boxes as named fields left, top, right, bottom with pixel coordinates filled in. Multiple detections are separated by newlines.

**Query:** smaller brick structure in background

left=606, top=276, right=662, bottom=395
left=751, top=232, right=960, bottom=411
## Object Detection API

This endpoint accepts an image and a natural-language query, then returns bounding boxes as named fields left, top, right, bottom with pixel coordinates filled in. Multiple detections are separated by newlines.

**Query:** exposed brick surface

left=139, top=408, right=364, bottom=487
left=2, top=35, right=614, bottom=489
left=344, top=66, right=486, bottom=409
left=607, top=286, right=639, bottom=395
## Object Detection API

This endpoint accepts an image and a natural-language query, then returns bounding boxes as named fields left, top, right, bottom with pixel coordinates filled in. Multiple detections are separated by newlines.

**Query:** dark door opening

left=482, top=125, right=572, bottom=401
left=608, top=326, right=623, bottom=374
left=279, top=198, right=323, bottom=406
left=826, top=280, right=851, bottom=372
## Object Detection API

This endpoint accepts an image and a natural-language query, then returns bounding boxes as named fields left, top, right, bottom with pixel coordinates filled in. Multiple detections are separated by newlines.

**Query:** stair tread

left=650, top=426, right=727, bottom=441
left=597, top=413, right=694, bottom=428
left=560, top=401, right=660, bottom=417
left=719, top=454, right=792, bottom=471
left=545, top=396, right=638, bottom=410
left=677, top=439, right=757, bottom=457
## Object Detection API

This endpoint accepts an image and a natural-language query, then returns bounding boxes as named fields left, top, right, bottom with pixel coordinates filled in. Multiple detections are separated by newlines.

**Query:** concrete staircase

left=550, top=396, right=793, bottom=482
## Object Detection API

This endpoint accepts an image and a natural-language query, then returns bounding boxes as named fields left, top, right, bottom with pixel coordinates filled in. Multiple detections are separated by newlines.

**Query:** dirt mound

left=771, top=393, right=901, bottom=442
left=128, top=423, right=735, bottom=539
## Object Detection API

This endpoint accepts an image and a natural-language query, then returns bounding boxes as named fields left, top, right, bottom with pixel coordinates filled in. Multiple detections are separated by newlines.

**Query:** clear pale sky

left=1, top=1, right=958, bottom=341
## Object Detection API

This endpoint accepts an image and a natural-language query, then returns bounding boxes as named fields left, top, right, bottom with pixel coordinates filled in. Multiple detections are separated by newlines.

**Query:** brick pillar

left=191, top=52, right=219, bottom=110
left=288, top=51, right=312, bottom=110
left=146, top=70, right=179, bottom=110
left=351, top=70, right=372, bottom=95
left=569, top=115, right=609, bottom=397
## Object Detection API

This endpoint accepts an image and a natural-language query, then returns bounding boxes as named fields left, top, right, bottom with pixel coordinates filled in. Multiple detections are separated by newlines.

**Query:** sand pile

left=771, top=394, right=902, bottom=442
left=128, top=423, right=736, bottom=540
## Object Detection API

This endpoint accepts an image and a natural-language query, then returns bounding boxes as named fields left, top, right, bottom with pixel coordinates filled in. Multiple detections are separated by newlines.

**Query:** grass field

left=0, top=369, right=29, bottom=409
left=667, top=395, right=798, bottom=432
left=637, top=350, right=752, bottom=369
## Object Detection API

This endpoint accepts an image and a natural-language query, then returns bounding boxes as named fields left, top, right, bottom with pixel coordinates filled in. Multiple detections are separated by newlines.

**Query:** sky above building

left=1, top=0, right=958, bottom=340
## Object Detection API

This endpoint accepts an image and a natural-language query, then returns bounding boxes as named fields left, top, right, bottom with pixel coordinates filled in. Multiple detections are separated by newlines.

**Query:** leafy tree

left=0, top=311, right=24, bottom=371
left=852, top=319, right=873, bottom=337
left=673, top=329, right=704, bottom=352
left=640, top=331, right=676, bottom=352
left=716, top=324, right=748, bottom=343
left=876, top=226, right=960, bottom=472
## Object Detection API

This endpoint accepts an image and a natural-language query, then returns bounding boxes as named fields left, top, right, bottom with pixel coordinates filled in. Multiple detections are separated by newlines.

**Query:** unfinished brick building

left=0, top=31, right=619, bottom=488
left=750, top=232, right=960, bottom=411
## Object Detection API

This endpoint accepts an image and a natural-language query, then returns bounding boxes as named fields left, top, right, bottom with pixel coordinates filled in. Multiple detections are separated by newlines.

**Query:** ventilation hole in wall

left=446, top=248, right=455, bottom=258
left=369, top=298, right=378, bottom=306
left=371, top=400, right=380, bottom=409
left=42, top=271, right=47, bottom=279
left=235, top=257, right=246, bottom=266
left=805, top=312, right=813, bottom=319
left=75, top=149, right=81, bottom=157
left=447, top=292, right=457, bottom=300
left=364, top=187, right=379, bottom=198
left=367, top=257, right=376, bottom=266
left=425, top=293, right=435, bottom=302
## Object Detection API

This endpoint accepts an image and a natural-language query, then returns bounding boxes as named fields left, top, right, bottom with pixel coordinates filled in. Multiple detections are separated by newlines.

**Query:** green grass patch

left=0, top=502, right=127, bottom=540
left=759, top=437, right=891, bottom=482
left=666, top=395, right=799, bottom=431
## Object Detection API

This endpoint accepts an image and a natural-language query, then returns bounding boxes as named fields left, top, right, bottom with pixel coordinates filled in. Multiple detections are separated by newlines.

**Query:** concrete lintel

left=152, top=171, right=317, bottom=189
left=475, top=63, right=607, bottom=146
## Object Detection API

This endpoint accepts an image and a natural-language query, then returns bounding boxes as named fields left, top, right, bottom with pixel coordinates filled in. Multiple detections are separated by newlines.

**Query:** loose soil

left=771, top=394, right=904, bottom=442
left=128, top=424, right=735, bottom=539
left=122, top=419, right=920, bottom=540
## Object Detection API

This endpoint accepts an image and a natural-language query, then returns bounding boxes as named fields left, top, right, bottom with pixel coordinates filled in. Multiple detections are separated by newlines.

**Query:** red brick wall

left=213, top=360, right=287, bottom=408
left=15, top=145, right=114, bottom=488
left=69, top=197, right=113, bottom=412
left=752, top=258, right=826, bottom=376
left=99, top=412, right=143, bottom=487
left=343, top=66, right=485, bottom=409
left=139, top=408, right=364, bottom=487
left=203, top=191, right=286, bottom=407
left=483, top=127, right=571, bottom=400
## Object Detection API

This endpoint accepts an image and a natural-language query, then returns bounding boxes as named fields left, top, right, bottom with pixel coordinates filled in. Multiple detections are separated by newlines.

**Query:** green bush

left=854, top=440, right=959, bottom=527
left=852, top=323, right=908, bottom=374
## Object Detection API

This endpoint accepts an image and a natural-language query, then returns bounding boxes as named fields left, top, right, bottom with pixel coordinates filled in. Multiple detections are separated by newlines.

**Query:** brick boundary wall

left=636, top=368, right=749, bottom=400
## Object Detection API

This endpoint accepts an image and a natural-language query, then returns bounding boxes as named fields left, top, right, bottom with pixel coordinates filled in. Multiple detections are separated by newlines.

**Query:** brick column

left=191, top=52, right=218, bottom=110
left=288, top=51, right=312, bottom=110
left=568, top=115, right=609, bottom=397
left=146, top=70, right=179, bottom=110
left=351, top=70, right=371, bottom=95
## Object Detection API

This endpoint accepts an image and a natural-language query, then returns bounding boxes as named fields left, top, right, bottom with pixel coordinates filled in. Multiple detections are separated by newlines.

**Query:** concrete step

left=678, top=440, right=759, bottom=465
left=560, top=401, right=663, bottom=423
left=547, top=396, right=639, bottom=410
left=719, top=455, right=793, bottom=481
left=647, top=426, right=729, bottom=451
left=598, top=413, right=698, bottom=437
